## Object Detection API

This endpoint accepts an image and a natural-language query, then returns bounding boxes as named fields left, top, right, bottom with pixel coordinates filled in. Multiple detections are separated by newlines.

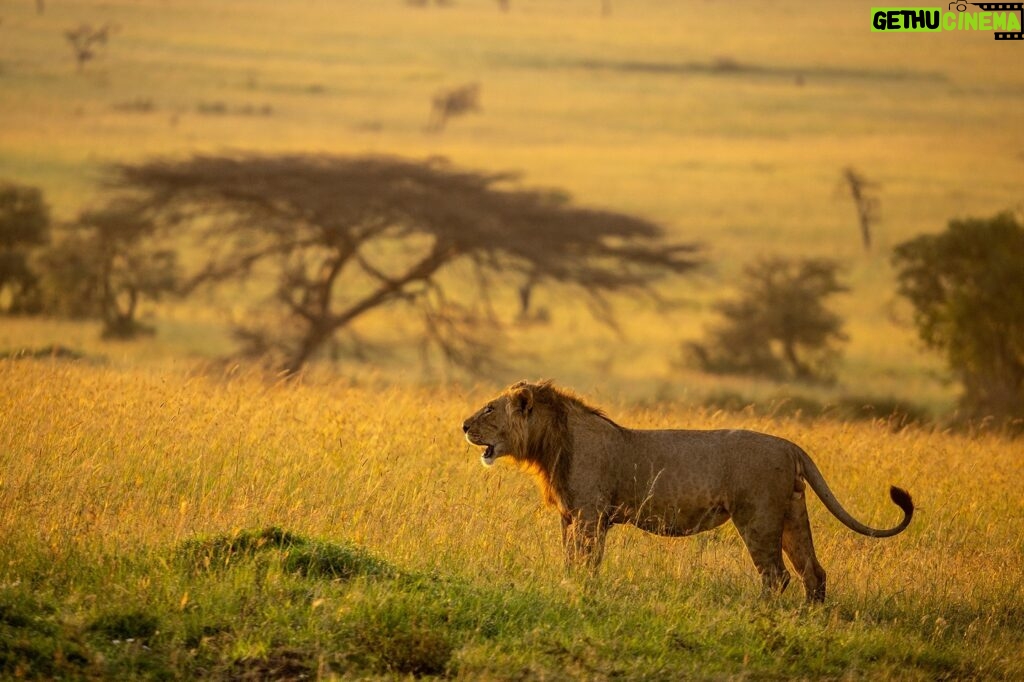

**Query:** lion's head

left=461, top=382, right=534, bottom=467
left=463, top=381, right=600, bottom=511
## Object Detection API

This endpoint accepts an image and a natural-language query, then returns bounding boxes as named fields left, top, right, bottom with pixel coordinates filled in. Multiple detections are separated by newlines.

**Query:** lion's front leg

left=561, top=510, right=609, bottom=572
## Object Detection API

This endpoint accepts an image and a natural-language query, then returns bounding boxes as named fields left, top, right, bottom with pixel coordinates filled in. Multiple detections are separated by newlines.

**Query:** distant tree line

left=2, top=159, right=1022, bottom=421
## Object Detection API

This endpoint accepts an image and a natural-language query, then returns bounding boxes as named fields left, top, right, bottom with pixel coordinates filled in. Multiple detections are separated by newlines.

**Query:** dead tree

left=65, top=23, right=114, bottom=71
left=841, top=167, right=880, bottom=251
left=426, top=83, right=481, bottom=133
left=111, top=154, right=702, bottom=375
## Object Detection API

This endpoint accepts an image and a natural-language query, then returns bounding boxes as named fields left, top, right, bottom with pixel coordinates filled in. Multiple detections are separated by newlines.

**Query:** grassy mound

left=176, top=526, right=396, bottom=579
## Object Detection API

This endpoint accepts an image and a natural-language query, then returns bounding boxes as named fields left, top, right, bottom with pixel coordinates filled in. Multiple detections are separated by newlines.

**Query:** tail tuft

left=889, top=485, right=914, bottom=520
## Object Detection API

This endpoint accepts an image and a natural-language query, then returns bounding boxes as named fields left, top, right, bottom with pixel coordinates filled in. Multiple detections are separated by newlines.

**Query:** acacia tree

left=688, top=256, right=848, bottom=383
left=892, top=212, right=1024, bottom=419
left=112, top=154, right=702, bottom=375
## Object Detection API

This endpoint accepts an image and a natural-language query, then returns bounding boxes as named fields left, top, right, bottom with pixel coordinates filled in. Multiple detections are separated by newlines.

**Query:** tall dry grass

left=2, top=359, right=1022, bottom=676
left=2, top=359, right=1020, bottom=605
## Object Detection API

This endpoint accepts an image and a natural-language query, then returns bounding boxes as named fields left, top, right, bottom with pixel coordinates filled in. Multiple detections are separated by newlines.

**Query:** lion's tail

left=797, top=449, right=914, bottom=538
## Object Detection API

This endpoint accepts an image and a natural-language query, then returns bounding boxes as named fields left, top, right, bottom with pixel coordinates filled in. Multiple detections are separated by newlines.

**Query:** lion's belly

left=614, top=503, right=731, bottom=537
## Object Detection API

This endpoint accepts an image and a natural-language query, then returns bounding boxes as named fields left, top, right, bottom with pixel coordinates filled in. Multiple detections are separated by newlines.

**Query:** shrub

left=36, top=200, right=179, bottom=339
left=0, top=181, right=50, bottom=314
left=892, top=211, right=1024, bottom=420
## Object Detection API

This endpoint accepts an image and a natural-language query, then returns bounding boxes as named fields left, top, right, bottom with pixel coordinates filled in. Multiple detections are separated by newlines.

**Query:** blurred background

left=2, top=0, right=1022, bottom=421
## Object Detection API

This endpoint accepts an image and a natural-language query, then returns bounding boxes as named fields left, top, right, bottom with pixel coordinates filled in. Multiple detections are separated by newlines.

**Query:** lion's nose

left=462, top=421, right=470, bottom=433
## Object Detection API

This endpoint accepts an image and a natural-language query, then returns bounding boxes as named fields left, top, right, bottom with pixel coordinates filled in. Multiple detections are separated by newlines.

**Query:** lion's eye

left=483, top=406, right=494, bottom=415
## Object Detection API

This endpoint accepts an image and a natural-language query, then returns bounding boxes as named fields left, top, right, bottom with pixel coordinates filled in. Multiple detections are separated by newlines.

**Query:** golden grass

left=2, top=359, right=1020, bottom=613
left=1, top=3, right=1021, bottom=675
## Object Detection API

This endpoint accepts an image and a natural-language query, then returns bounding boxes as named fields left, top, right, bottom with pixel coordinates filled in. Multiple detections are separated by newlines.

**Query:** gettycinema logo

left=871, top=3, right=1023, bottom=39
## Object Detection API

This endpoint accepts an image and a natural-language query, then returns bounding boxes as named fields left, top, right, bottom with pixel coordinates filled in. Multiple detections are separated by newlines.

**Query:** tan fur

left=463, top=381, right=914, bottom=603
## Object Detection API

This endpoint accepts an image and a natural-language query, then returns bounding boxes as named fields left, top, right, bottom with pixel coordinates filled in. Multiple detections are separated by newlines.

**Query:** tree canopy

left=892, top=212, right=1024, bottom=419
left=111, top=154, right=702, bottom=374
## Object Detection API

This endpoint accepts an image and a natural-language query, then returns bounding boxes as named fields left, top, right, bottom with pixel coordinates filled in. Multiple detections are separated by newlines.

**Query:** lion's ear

left=512, top=386, right=534, bottom=415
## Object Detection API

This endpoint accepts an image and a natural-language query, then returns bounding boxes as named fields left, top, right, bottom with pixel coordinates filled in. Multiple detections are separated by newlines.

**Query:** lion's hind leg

left=782, top=491, right=827, bottom=603
left=732, top=505, right=790, bottom=598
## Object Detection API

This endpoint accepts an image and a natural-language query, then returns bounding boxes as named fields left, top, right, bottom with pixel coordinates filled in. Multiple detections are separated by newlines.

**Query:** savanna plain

left=1, top=0, right=1023, bottom=679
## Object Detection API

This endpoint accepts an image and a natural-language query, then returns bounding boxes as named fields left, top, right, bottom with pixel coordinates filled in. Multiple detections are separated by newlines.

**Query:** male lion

left=462, top=380, right=914, bottom=602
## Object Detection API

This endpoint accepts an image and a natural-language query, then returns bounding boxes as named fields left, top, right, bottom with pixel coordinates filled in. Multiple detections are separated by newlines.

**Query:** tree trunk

left=782, top=338, right=812, bottom=381
left=283, top=324, right=332, bottom=376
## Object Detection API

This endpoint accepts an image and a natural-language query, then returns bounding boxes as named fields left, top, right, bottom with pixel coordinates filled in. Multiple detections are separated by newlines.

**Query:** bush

left=36, top=200, right=178, bottom=339
left=0, top=181, right=50, bottom=314
left=892, top=212, right=1024, bottom=420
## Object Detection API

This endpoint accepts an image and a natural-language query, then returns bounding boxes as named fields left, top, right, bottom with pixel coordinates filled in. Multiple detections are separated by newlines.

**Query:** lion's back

left=595, top=427, right=802, bottom=509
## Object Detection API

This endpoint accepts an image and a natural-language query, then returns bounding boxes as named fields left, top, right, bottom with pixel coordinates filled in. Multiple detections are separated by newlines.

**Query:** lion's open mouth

left=466, top=431, right=499, bottom=466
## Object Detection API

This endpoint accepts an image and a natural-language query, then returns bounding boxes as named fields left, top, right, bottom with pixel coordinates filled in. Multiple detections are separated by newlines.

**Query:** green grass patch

left=0, top=527, right=1018, bottom=679
left=177, top=526, right=396, bottom=579
left=344, top=601, right=456, bottom=676
left=0, top=590, right=91, bottom=679
left=86, top=610, right=160, bottom=643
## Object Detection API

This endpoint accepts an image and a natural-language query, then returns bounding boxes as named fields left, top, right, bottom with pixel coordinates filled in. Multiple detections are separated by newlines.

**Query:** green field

left=2, top=0, right=1023, bottom=678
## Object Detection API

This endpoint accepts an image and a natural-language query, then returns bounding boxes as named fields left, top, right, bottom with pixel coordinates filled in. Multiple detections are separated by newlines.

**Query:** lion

left=462, top=380, right=914, bottom=602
